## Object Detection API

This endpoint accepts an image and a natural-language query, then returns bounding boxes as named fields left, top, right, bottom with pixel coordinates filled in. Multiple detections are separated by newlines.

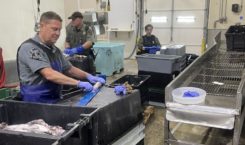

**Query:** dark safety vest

left=142, top=35, right=158, bottom=47
left=17, top=39, right=62, bottom=103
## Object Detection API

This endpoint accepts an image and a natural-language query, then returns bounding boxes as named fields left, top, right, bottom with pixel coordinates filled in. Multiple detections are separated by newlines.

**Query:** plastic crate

left=186, top=53, right=199, bottom=67
left=109, top=75, right=150, bottom=103
left=0, top=88, right=18, bottom=100
left=0, top=101, right=98, bottom=145
left=160, top=44, right=186, bottom=56
left=225, top=25, right=245, bottom=51
left=136, top=54, right=182, bottom=74
left=93, top=42, right=125, bottom=76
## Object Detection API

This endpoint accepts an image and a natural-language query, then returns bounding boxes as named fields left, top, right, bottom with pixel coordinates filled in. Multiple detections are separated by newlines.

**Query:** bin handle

left=51, top=117, right=90, bottom=145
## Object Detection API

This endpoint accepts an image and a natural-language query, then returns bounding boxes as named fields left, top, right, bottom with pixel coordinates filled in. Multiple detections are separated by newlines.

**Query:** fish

left=1, top=119, right=65, bottom=136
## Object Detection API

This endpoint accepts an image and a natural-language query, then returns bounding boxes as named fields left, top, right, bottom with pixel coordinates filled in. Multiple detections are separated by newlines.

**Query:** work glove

left=144, top=46, right=161, bottom=51
left=149, top=49, right=157, bottom=54
left=149, top=46, right=161, bottom=54
left=87, top=74, right=106, bottom=84
left=183, top=91, right=199, bottom=97
left=114, top=85, right=127, bottom=95
left=77, top=81, right=93, bottom=92
left=64, top=46, right=85, bottom=56
left=152, top=46, right=161, bottom=51
left=143, top=46, right=152, bottom=51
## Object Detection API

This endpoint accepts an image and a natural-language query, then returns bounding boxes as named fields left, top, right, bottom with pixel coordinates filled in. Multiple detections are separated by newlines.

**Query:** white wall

left=0, top=0, right=66, bottom=61
left=208, top=0, right=245, bottom=29
left=4, top=0, right=238, bottom=61
left=64, top=0, right=137, bottom=58
left=207, top=0, right=245, bottom=47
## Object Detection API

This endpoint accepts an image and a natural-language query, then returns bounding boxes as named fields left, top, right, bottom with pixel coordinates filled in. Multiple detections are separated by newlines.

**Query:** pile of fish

left=0, top=119, right=65, bottom=136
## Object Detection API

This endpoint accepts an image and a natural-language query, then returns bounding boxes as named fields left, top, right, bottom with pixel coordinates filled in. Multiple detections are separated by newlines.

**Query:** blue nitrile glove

left=183, top=91, right=199, bottom=97
left=77, top=81, right=93, bottom=92
left=149, top=49, right=157, bottom=54
left=64, top=46, right=85, bottom=56
left=153, top=46, right=161, bottom=51
left=87, top=74, right=106, bottom=84
left=114, top=85, right=127, bottom=95
left=143, top=46, right=153, bottom=51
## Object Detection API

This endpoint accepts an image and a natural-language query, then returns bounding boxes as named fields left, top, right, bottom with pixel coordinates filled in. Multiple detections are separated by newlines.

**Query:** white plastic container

left=172, top=87, right=206, bottom=105
left=160, top=44, right=186, bottom=56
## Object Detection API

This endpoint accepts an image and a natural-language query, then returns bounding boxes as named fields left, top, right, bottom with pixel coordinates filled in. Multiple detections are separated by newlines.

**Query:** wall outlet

left=232, top=4, right=240, bottom=13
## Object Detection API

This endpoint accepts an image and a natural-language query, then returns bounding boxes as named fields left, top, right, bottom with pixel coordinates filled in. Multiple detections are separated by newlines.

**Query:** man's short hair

left=68, top=12, right=83, bottom=21
left=145, top=24, right=153, bottom=30
left=40, top=11, right=62, bottom=23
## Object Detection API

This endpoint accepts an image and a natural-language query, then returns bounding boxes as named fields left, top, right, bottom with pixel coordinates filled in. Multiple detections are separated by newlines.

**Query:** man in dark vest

left=17, top=11, right=105, bottom=103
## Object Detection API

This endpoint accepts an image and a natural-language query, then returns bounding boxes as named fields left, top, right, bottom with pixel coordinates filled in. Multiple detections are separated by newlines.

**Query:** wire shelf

left=189, top=82, right=238, bottom=97
left=189, top=51, right=245, bottom=97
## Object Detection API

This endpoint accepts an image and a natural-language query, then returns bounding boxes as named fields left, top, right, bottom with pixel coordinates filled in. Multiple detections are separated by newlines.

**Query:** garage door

left=144, top=0, right=208, bottom=55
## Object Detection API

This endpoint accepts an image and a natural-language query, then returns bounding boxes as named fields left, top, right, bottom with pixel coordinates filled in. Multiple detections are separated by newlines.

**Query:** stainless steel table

left=164, top=32, right=245, bottom=145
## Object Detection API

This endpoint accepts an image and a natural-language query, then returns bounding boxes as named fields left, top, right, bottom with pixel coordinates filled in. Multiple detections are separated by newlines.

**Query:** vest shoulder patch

left=29, top=48, right=42, bottom=60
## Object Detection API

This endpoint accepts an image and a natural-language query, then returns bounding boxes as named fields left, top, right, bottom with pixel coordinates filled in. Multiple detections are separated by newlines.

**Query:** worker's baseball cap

left=68, top=11, right=83, bottom=20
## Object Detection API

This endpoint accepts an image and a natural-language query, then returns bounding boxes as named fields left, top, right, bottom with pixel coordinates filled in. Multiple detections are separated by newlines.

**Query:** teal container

left=93, top=42, right=125, bottom=76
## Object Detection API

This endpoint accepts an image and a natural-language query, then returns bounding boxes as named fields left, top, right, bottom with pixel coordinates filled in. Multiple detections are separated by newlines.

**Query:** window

left=151, top=16, right=167, bottom=23
left=177, top=16, right=195, bottom=23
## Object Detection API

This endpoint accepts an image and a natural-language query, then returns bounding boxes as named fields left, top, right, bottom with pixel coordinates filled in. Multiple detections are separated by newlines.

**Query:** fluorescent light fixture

left=177, top=16, right=195, bottom=23
left=151, top=16, right=167, bottom=23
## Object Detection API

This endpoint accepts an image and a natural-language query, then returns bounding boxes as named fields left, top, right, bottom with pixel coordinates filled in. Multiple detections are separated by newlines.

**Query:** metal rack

left=164, top=32, right=245, bottom=145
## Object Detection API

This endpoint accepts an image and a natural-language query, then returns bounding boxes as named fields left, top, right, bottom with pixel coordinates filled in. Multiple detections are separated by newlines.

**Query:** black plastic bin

left=186, top=53, right=199, bottom=67
left=148, top=87, right=165, bottom=103
left=68, top=55, right=95, bottom=74
left=225, top=25, right=245, bottom=51
left=109, top=75, right=150, bottom=103
left=0, top=101, right=98, bottom=145
left=138, top=71, right=173, bottom=88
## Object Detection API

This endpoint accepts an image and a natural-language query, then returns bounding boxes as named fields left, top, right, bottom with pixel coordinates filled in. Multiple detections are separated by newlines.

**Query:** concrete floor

left=107, top=59, right=245, bottom=145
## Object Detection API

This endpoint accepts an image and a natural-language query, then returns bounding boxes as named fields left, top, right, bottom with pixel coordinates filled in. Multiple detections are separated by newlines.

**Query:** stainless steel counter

left=164, top=32, right=245, bottom=145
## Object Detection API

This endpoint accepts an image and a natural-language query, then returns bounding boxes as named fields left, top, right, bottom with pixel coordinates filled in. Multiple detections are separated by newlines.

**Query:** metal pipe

left=77, top=0, right=81, bottom=11
left=223, top=0, right=227, bottom=22
left=241, top=0, right=244, bottom=11
left=146, top=9, right=206, bottom=12
left=213, top=0, right=223, bottom=28
left=219, top=0, right=222, bottom=19
left=170, top=0, right=175, bottom=42
left=204, top=0, right=210, bottom=48
left=124, top=0, right=142, bottom=59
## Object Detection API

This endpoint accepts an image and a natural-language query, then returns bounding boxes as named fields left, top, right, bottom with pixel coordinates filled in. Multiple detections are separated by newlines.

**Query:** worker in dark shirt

left=137, top=24, right=161, bottom=55
left=64, top=11, right=96, bottom=74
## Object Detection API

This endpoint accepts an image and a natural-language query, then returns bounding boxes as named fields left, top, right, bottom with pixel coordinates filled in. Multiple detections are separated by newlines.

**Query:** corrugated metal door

left=144, top=0, right=208, bottom=55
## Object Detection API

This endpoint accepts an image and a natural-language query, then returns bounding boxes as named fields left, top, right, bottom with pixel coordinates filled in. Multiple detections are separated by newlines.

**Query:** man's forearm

left=40, top=67, right=79, bottom=86
left=67, top=66, right=88, bottom=80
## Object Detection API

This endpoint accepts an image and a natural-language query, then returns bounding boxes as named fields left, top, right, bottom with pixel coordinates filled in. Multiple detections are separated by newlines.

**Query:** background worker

left=137, top=24, right=161, bottom=55
left=64, top=11, right=96, bottom=74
